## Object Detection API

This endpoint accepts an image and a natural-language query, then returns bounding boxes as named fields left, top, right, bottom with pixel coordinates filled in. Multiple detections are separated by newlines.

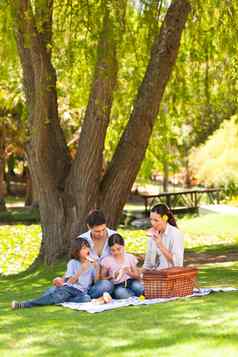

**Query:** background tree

left=138, top=0, right=238, bottom=187
left=8, top=0, right=191, bottom=264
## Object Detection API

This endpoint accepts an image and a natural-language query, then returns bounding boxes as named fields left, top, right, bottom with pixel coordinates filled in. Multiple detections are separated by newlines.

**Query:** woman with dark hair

left=143, top=204, right=184, bottom=270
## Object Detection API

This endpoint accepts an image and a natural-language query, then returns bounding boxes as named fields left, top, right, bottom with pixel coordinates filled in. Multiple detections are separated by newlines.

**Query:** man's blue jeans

left=88, top=280, right=114, bottom=298
left=22, top=286, right=91, bottom=308
left=112, top=279, right=144, bottom=299
left=40, top=280, right=114, bottom=302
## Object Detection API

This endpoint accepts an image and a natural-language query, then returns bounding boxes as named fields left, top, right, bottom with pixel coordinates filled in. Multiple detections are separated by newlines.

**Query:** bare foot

left=91, top=296, right=105, bottom=305
left=103, top=292, right=112, bottom=304
left=91, top=293, right=112, bottom=305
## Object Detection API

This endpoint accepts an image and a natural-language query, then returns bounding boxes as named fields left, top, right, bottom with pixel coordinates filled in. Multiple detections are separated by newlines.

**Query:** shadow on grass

left=1, top=263, right=238, bottom=356
left=185, top=243, right=238, bottom=255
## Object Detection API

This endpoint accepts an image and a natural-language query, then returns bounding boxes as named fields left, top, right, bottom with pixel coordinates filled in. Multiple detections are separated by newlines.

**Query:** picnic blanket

left=60, top=287, right=238, bottom=314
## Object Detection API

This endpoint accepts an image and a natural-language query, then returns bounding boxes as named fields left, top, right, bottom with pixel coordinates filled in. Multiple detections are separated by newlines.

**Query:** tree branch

left=100, top=0, right=191, bottom=226
left=66, top=3, right=123, bottom=219
left=10, top=0, right=70, bottom=192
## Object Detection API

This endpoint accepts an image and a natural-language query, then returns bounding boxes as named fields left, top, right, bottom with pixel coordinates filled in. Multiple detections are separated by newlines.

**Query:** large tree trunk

left=11, top=0, right=122, bottom=262
left=11, top=0, right=191, bottom=264
left=100, top=0, right=191, bottom=226
left=12, top=0, right=72, bottom=263
left=66, top=7, right=120, bottom=237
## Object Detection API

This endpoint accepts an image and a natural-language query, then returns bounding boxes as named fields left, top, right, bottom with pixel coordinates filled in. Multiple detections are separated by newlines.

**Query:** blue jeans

left=112, top=279, right=144, bottom=299
left=22, top=286, right=91, bottom=308
left=88, top=280, right=114, bottom=298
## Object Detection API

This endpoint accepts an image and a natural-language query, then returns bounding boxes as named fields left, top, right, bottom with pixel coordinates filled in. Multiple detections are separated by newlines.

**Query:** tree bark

left=11, top=0, right=72, bottom=263
left=66, top=5, right=121, bottom=236
left=11, top=0, right=122, bottom=262
left=100, top=0, right=191, bottom=226
left=10, top=0, right=191, bottom=263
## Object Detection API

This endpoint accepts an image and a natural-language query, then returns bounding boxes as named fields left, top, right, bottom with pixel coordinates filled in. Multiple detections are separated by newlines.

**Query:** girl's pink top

left=101, top=253, right=138, bottom=284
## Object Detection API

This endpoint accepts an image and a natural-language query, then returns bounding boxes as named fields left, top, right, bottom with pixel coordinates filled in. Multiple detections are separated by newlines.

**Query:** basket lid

left=144, top=266, right=198, bottom=277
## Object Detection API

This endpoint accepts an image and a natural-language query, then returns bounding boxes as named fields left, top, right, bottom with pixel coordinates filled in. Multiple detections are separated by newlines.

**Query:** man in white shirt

left=77, top=210, right=116, bottom=298
left=53, top=210, right=115, bottom=299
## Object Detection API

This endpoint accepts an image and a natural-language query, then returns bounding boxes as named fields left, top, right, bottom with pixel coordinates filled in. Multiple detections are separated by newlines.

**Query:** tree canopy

left=1, top=0, right=238, bottom=263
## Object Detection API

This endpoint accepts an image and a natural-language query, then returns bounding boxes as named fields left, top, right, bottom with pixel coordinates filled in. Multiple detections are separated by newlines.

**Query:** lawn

left=1, top=213, right=238, bottom=275
left=0, top=213, right=238, bottom=356
left=1, top=262, right=238, bottom=357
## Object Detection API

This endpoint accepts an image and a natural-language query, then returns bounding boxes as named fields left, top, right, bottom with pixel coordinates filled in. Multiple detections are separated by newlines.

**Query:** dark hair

left=108, top=233, right=125, bottom=248
left=86, top=209, right=106, bottom=228
left=70, top=238, right=90, bottom=260
left=151, top=204, right=177, bottom=227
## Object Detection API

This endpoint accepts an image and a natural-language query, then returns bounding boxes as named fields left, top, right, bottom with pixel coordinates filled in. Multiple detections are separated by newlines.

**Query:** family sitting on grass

left=11, top=204, right=184, bottom=310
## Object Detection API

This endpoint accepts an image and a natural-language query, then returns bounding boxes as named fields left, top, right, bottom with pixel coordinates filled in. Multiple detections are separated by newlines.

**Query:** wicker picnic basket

left=143, top=267, right=198, bottom=299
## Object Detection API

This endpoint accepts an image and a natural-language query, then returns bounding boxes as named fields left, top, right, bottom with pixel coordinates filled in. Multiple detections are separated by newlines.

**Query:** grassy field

left=1, top=262, right=238, bottom=357
left=0, top=213, right=238, bottom=356
left=1, top=213, right=238, bottom=275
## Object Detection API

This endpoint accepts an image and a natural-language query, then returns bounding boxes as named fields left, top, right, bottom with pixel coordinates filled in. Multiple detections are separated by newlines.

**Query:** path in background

left=199, top=204, right=238, bottom=215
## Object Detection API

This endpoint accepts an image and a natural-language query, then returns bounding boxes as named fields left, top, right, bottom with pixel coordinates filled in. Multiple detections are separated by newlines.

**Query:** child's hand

left=52, top=277, right=64, bottom=287
left=114, top=266, right=129, bottom=281
left=81, top=260, right=90, bottom=272
left=122, top=266, right=132, bottom=275
left=67, top=270, right=81, bottom=284
left=89, top=258, right=99, bottom=270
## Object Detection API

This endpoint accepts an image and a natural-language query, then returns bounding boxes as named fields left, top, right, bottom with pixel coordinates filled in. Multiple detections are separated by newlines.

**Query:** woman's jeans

left=112, top=279, right=144, bottom=299
left=22, top=286, right=91, bottom=308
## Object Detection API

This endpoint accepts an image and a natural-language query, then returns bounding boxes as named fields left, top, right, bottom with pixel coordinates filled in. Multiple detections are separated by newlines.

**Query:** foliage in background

left=1, top=0, right=238, bottom=188
left=190, top=116, right=238, bottom=194
left=137, top=0, right=238, bottom=182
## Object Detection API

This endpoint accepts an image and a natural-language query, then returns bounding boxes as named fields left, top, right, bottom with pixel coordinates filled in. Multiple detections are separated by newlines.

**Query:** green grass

left=0, top=262, right=238, bottom=357
left=0, top=207, right=40, bottom=223
left=1, top=213, right=238, bottom=275
left=1, top=213, right=238, bottom=356
left=0, top=225, right=41, bottom=275
left=180, top=214, right=238, bottom=247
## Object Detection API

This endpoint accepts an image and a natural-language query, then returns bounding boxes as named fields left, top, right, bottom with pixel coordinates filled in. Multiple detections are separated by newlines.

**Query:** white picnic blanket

left=60, top=287, right=238, bottom=313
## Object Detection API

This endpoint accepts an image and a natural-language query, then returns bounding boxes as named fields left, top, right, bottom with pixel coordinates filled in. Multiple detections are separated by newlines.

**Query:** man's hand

left=52, top=277, right=64, bottom=287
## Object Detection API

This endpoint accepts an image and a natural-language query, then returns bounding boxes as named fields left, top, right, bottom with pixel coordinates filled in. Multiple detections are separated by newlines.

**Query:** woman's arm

left=153, top=229, right=183, bottom=266
left=171, top=231, right=184, bottom=266
left=143, top=238, right=157, bottom=270
left=156, top=240, right=174, bottom=264
left=153, top=232, right=174, bottom=265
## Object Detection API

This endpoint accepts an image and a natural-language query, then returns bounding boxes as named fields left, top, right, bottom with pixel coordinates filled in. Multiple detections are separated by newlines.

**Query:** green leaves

left=0, top=225, right=41, bottom=275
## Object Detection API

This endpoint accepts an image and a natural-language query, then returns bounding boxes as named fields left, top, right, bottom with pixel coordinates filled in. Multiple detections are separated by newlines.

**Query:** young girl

left=11, top=238, right=111, bottom=309
left=100, top=234, right=144, bottom=299
left=143, top=204, right=184, bottom=270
